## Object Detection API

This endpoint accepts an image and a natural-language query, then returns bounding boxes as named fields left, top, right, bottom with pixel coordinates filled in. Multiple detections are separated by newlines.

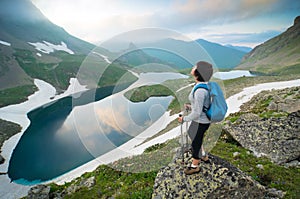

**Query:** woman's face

left=190, top=66, right=196, bottom=76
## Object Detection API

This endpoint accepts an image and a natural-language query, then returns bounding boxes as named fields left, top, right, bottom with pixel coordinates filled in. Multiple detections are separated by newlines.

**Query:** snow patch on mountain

left=92, top=52, right=112, bottom=64
left=0, top=40, right=11, bottom=46
left=28, top=41, right=74, bottom=55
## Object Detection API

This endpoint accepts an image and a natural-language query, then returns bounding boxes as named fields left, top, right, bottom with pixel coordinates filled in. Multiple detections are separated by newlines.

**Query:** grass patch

left=53, top=165, right=157, bottom=199
left=226, top=112, right=245, bottom=123
left=49, top=139, right=179, bottom=198
left=110, top=139, right=179, bottom=173
left=258, top=111, right=288, bottom=118
left=124, top=84, right=182, bottom=114
left=124, top=84, right=175, bottom=102
left=222, top=74, right=300, bottom=98
left=211, top=140, right=300, bottom=198
left=0, top=84, right=37, bottom=108
left=0, top=118, right=22, bottom=149
left=144, top=143, right=167, bottom=153
left=251, top=95, right=273, bottom=113
left=97, top=62, right=138, bottom=88
left=14, top=49, right=85, bottom=91
left=138, top=119, right=179, bottom=146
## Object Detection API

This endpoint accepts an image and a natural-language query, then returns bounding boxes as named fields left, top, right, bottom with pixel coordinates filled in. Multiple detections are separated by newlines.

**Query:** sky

left=31, top=0, right=300, bottom=48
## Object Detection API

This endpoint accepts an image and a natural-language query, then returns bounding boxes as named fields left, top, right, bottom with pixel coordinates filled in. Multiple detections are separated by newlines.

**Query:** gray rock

left=223, top=111, right=300, bottom=166
left=266, top=188, right=286, bottom=198
left=0, top=154, right=5, bottom=164
left=285, top=160, right=300, bottom=167
left=79, top=176, right=96, bottom=189
left=152, top=153, right=266, bottom=199
left=267, top=102, right=277, bottom=111
left=66, top=184, right=80, bottom=195
left=27, top=185, right=50, bottom=199
left=256, top=164, right=264, bottom=170
left=233, top=152, right=240, bottom=157
left=278, top=100, right=300, bottom=113
left=57, top=176, right=96, bottom=196
left=240, top=86, right=300, bottom=114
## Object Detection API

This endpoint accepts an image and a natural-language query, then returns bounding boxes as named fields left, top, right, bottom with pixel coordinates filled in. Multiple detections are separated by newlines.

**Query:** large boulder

left=27, top=185, right=51, bottom=199
left=224, top=87, right=300, bottom=166
left=152, top=152, right=267, bottom=199
left=224, top=111, right=300, bottom=166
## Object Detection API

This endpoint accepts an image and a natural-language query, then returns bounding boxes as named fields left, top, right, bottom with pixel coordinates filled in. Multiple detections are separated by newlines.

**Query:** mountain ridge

left=140, top=38, right=247, bottom=70
left=236, top=16, right=300, bottom=75
left=0, top=0, right=95, bottom=54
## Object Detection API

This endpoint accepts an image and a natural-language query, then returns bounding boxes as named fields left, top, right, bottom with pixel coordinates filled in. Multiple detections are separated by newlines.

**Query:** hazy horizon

left=31, top=0, right=300, bottom=48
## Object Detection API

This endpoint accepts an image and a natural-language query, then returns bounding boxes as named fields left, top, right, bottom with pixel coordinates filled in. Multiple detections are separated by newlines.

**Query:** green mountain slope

left=0, top=0, right=137, bottom=107
left=237, top=16, right=300, bottom=75
left=0, top=0, right=95, bottom=54
left=0, top=0, right=98, bottom=92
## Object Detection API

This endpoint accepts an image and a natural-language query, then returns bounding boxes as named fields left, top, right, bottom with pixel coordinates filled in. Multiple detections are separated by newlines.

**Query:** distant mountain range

left=237, top=16, right=300, bottom=75
left=224, top=44, right=252, bottom=53
left=132, top=38, right=248, bottom=70
left=0, top=0, right=136, bottom=95
left=0, top=0, right=247, bottom=93
left=1, top=0, right=297, bottom=108
left=196, top=39, right=247, bottom=69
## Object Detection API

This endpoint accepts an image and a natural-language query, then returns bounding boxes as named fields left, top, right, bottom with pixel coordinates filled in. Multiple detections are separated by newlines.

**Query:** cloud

left=202, top=30, right=282, bottom=47
left=160, top=0, right=299, bottom=30
left=32, top=0, right=300, bottom=45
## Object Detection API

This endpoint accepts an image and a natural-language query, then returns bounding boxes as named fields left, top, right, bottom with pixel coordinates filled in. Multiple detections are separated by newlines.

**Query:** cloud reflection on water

left=73, top=92, right=173, bottom=158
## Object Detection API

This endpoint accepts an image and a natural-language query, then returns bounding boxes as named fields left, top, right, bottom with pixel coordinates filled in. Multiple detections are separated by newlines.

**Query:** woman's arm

left=183, top=89, right=206, bottom=122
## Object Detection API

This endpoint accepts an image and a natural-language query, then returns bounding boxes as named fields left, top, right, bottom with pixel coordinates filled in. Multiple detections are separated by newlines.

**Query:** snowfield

left=92, top=52, right=112, bottom=64
left=0, top=78, right=299, bottom=199
left=28, top=41, right=74, bottom=55
left=0, top=40, right=11, bottom=46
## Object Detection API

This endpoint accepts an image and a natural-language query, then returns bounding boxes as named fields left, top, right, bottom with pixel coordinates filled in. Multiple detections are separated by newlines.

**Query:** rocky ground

left=26, top=177, right=96, bottom=199
left=224, top=86, right=300, bottom=167
left=152, top=151, right=268, bottom=199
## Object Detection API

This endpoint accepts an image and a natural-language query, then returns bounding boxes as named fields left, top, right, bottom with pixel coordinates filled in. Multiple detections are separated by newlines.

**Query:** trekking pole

left=179, top=114, right=184, bottom=164
left=185, top=107, right=189, bottom=156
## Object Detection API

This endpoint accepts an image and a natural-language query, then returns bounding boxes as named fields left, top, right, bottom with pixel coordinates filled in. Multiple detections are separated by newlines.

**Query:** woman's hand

left=178, top=115, right=183, bottom=123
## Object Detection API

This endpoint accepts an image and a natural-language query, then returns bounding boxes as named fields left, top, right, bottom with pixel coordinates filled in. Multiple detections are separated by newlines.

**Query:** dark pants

left=187, top=121, right=210, bottom=159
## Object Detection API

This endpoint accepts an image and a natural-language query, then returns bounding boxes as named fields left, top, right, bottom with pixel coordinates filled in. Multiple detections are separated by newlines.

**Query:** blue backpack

left=193, top=82, right=228, bottom=122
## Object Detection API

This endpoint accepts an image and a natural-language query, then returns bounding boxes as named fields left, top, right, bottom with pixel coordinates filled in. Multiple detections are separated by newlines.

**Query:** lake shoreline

left=0, top=77, right=299, bottom=199
left=50, top=78, right=300, bottom=187
left=0, top=78, right=88, bottom=199
left=0, top=72, right=186, bottom=199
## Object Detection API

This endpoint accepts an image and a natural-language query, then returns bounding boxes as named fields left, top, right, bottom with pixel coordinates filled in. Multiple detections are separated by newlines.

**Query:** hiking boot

left=184, top=166, right=200, bottom=175
left=201, top=155, right=209, bottom=163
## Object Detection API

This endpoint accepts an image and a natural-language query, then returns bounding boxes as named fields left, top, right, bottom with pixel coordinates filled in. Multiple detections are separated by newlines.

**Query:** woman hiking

left=178, top=61, right=213, bottom=175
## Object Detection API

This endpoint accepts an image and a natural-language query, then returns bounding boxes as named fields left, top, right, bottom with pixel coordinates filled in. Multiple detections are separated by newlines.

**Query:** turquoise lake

left=8, top=73, right=183, bottom=184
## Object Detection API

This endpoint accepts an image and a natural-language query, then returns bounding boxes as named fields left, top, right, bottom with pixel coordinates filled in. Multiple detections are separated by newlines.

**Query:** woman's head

left=191, top=61, right=213, bottom=82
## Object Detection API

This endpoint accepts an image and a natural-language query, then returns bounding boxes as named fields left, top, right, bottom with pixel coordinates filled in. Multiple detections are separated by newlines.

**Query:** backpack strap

left=192, top=83, right=210, bottom=112
left=192, top=83, right=208, bottom=97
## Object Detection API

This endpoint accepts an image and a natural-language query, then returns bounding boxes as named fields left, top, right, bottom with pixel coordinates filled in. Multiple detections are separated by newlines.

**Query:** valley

left=0, top=0, right=299, bottom=198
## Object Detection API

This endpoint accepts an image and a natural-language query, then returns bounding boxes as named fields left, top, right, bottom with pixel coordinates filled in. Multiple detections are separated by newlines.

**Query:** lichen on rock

left=152, top=150, right=266, bottom=199
left=224, top=87, right=300, bottom=166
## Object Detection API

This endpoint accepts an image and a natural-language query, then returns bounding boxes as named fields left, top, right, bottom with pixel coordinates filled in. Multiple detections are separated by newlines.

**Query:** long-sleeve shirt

left=183, top=82, right=211, bottom=124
